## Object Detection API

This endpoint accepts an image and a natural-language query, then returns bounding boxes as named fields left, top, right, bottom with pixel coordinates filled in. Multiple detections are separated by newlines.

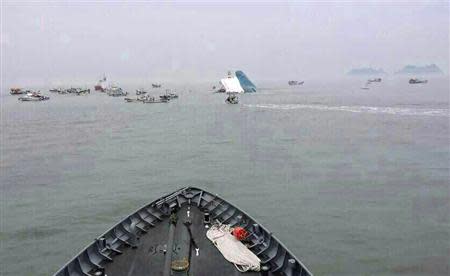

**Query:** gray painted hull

left=53, top=187, right=313, bottom=276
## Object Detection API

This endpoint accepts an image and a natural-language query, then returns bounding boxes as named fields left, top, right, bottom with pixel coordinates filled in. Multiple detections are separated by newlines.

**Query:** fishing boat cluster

left=50, top=87, right=91, bottom=95
left=124, top=89, right=178, bottom=103
left=9, top=77, right=179, bottom=104
left=10, top=72, right=429, bottom=104
left=10, top=71, right=253, bottom=105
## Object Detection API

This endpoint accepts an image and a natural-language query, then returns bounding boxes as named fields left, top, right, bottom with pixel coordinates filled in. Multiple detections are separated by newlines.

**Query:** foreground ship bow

left=54, top=187, right=312, bottom=276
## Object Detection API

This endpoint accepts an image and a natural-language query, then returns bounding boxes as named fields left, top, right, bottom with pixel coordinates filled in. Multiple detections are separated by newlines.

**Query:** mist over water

left=2, top=0, right=449, bottom=86
left=1, top=0, right=450, bottom=276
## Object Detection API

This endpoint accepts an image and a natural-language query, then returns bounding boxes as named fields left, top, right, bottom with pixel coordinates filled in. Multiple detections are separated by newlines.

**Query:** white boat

left=107, top=86, right=128, bottom=97
left=10, top=88, right=28, bottom=95
left=136, top=89, right=148, bottom=95
left=124, top=97, right=140, bottom=103
left=18, top=91, right=49, bottom=101
left=143, top=95, right=169, bottom=103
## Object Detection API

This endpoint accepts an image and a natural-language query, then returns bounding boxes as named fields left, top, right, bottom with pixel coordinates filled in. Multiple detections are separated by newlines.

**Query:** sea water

left=1, top=77, right=449, bottom=275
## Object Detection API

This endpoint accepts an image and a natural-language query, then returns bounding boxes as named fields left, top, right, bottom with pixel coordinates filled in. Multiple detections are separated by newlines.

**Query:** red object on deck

left=232, top=227, right=248, bottom=241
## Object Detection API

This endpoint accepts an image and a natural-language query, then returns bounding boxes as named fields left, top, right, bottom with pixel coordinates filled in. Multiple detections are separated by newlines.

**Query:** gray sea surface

left=1, top=77, right=449, bottom=275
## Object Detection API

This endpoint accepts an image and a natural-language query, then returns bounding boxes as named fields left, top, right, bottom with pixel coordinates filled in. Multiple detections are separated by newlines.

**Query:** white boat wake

left=244, top=104, right=450, bottom=117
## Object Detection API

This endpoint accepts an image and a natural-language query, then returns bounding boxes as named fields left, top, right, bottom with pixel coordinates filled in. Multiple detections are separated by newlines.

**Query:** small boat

left=107, top=86, right=128, bottom=97
left=214, top=88, right=226, bottom=93
left=143, top=99, right=169, bottom=103
left=18, top=96, right=44, bottom=101
left=95, top=75, right=108, bottom=92
left=49, top=88, right=62, bottom=93
left=18, top=92, right=49, bottom=101
left=136, top=89, right=148, bottom=95
left=159, top=95, right=170, bottom=102
left=75, top=88, right=90, bottom=95
left=66, top=88, right=77, bottom=94
left=52, top=187, right=313, bottom=276
left=125, top=95, right=149, bottom=102
left=409, top=78, right=428, bottom=84
left=367, top=78, right=382, bottom=83
left=124, top=97, right=141, bottom=103
left=143, top=96, right=169, bottom=103
left=152, top=83, right=162, bottom=88
left=160, top=90, right=178, bottom=100
left=57, top=88, right=90, bottom=95
left=10, top=88, right=27, bottom=95
left=288, top=81, right=304, bottom=86
left=225, top=93, right=239, bottom=104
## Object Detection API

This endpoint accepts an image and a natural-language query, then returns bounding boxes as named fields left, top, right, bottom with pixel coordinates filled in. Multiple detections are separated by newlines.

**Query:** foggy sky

left=1, top=0, right=449, bottom=86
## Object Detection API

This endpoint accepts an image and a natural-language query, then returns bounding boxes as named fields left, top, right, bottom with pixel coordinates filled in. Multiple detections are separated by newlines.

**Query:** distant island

left=347, top=67, right=386, bottom=76
left=395, top=64, right=443, bottom=74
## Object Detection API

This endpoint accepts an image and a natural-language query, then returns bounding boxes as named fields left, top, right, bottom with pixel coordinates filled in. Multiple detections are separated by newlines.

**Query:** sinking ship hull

left=53, top=187, right=312, bottom=276
left=236, top=71, right=257, bottom=93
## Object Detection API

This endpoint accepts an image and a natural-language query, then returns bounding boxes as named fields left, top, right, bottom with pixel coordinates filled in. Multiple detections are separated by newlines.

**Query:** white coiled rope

left=206, top=224, right=261, bottom=272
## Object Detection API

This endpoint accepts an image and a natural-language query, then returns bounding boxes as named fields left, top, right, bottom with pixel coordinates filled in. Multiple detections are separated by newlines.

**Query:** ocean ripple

left=244, top=104, right=450, bottom=117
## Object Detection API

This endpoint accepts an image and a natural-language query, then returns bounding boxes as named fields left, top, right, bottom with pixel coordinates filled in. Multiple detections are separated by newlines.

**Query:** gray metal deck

left=54, top=187, right=313, bottom=276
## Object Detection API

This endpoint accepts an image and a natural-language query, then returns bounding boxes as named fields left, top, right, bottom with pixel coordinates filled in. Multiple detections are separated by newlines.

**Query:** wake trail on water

left=244, top=104, right=450, bottom=117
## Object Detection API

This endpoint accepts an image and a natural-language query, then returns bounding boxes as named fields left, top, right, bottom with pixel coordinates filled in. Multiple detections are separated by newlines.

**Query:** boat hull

left=288, top=81, right=304, bottom=86
left=409, top=80, right=428, bottom=84
left=124, top=98, right=141, bottom=103
left=142, top=100, right=169, bottom=103
left=53, top=187, right=312, bottom=276
left=235, top=71, right=257, bottom=93
left=95, top=85, right=105, bottom=92
left=18, top=96, right=49, bottom=101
